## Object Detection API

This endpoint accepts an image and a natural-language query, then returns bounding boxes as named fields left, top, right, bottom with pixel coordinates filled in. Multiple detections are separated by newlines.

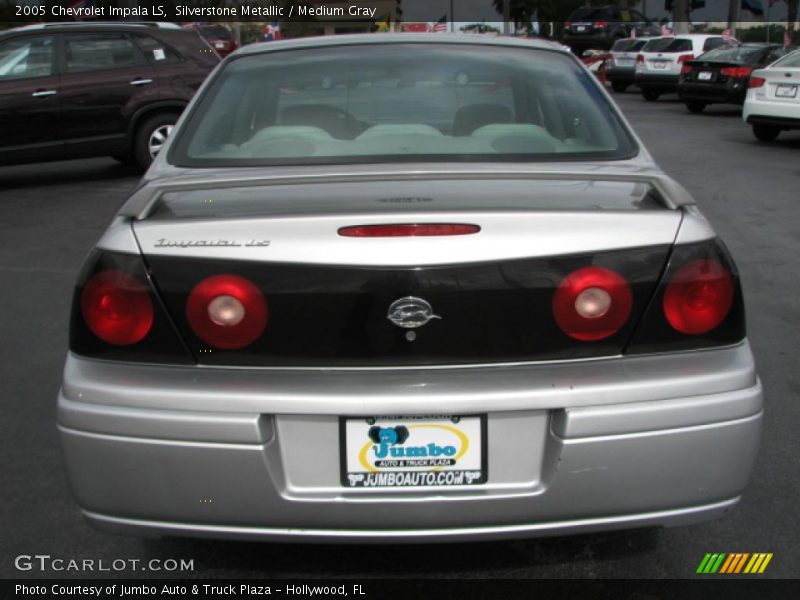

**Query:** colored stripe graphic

left=719, top=554, right=736, bottom=573
left=696, top=554, right=713, bottom=573
left=698, top=553, right=773, bottom=574
left=734, top=553, right=750, bottom=573
left=744, top=553, right=773, bottom=574
left=697, top=553, right=727, bottom=573
left=720, top=553, right=749, bottom=573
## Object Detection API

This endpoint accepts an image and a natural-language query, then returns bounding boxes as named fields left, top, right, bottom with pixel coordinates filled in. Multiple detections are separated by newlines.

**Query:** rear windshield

left=772, top=49, right=800, bottom=67
left=569, top=9, right=610, bottom=21
left=642, top=38, right=692, bottom=53
left=200, top=26, right=232, bottom=40
left=611, top=39, right=640, bottom=52
left=699, top=45, right=764, bottom=63
left=170, top=43, right=636, bottom=167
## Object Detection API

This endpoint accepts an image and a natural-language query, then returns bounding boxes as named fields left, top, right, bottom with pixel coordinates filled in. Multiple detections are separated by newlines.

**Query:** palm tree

left=788, top=0, right=798, bottom=45
left=491, top=0, right=590, bottom=25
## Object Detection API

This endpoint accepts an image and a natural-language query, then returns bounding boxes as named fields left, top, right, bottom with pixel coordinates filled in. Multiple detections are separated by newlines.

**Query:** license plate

left=653, top=61, right=668, bottom=70
left=214, top=42, right=225, bottom=49
left=698, top=71, right=713, bottom=81
left=775, top=84, right=798, bottom=98
left=575, top=25, right=588, bottom=32
left=616, top=58, right=633, bottom=67
left=340, top=415, right=486, bottom=488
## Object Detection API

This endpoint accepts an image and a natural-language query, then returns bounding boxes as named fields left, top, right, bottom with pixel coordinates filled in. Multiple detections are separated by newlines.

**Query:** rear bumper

left=605, top=66, right=637, bottom=84
left=84, top=499, right=741, bottom=543
left=636, top=73, right=680, bottom=91
left=743, top=96, right=800, bottom=126
left=678, top=81, right=748, bottom=105
left=746, top=115, right=800, bottom=129
left=58, top=342, right=762, bottom=542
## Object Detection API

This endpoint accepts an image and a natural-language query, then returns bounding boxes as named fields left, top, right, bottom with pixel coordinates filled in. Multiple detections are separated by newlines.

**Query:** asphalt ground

left=0, top=91, right=798, bottom=581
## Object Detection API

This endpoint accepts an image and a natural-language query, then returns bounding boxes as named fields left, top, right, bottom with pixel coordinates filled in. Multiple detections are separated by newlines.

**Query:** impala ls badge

left=387, top=297, right=441, bottom=329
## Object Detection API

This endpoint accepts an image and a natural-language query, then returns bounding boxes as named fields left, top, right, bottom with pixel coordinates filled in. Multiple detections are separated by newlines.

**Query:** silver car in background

left=58, top=35, right=762, bottom=542
left=605, top=36, right=655, bottom=93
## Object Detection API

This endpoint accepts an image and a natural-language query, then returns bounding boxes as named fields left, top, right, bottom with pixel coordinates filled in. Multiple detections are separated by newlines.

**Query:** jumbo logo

left=358, top=424, right=469, bottom=472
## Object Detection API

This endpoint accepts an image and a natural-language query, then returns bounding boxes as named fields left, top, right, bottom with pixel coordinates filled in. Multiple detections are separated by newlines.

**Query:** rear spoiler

left=119, top=167, right=696, bottom=220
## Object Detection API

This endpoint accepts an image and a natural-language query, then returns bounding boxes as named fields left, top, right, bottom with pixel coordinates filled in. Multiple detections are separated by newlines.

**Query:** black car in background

left=678, top=43, right=795, bottom=113
left=562, top=5, right=659, bottom=52
left=0, top=22, right=219, bottom=169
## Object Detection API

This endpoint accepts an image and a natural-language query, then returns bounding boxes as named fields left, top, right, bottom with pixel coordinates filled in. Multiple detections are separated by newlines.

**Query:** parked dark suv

left=0, top=22, right=219, bottom=169
left=562, top=6, right=660, bottom=53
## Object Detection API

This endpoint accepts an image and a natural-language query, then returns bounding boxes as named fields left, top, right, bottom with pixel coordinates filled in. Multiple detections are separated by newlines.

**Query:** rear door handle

left=130, top=78, right=154, bottom=86
left=32, top=89, right=57, bottom=98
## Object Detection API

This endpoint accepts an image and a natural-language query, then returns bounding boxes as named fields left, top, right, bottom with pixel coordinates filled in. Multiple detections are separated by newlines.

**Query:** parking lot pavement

left=0, top=96, right=798, bottom=580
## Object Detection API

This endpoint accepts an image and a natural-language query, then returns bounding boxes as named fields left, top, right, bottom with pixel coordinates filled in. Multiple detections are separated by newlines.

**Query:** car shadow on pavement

left=142, top=527, right=662, bottom=578
left=0, top=159, right=141, bottom=192
left=688, top=107, right=743, bottom=118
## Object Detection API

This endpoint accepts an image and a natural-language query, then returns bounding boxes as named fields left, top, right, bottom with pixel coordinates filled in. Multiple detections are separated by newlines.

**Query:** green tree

left=461, top=23, right=502, bottom=34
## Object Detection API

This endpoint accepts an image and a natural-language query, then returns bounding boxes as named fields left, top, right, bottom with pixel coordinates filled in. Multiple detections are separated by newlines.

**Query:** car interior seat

left=452, top=103, right=514, bottom=136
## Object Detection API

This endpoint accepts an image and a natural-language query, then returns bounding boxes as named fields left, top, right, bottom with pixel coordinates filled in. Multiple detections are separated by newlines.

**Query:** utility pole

left=766, top=0, right=770, bottom=42
left=503, top=0, right=511, bottom=35
left=727, top=0, right=739, bottom=32
left=673, top=0, right=690, bottom=34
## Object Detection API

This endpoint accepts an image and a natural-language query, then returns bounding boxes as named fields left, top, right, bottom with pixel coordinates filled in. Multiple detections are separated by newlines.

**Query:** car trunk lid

left=762, top=67, right=800, bottom=102
left=131, top=177, right=682, bottom=367
left=683, top=60, right=755, bottom=84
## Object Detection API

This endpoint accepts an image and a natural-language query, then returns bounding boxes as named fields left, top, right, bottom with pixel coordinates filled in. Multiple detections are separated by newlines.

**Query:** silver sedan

left=58, top=34, right=761, bottom=542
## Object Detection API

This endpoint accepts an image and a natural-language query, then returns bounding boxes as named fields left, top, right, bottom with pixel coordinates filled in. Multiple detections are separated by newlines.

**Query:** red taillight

left=338, top=224, right=480, bottom=237
left=564, top=21, right=572, bottom=30
left=749, top=76, right=766, bottom=88
left=186, top=274, right=268, bottom=349
left=720, top=66, right=752, bottom=78
left=81, top=271, right=154, bottom=346
left=636, top=53, right=644, bottom=63
left=677, top=54, right=695, bottom=63
left=552, top=267, right=633, bottom=341
left=593, top=20, right=609, bottom=28
left=662, top=260, right=733, bottom=335
left=681, top=64, right=693, bottom=74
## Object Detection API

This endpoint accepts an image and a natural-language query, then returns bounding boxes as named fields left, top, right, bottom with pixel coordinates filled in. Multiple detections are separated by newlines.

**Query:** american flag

left=263, top=22, right=281, bottom=42
left=430, top=15, right=447, bottom=33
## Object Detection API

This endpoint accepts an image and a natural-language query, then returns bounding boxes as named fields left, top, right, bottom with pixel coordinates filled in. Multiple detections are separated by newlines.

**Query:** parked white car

left=635, top=34, right=736, bottom=101
left=743, top=49, right=800, bottom=141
